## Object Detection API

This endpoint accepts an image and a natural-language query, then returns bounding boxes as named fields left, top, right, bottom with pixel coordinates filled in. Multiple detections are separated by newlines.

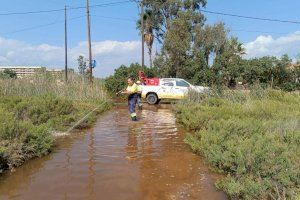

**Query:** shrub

left=176, top=89, right=300, bottom=199
left=0, top=74, right=110, bottom=172
left=0, top=108, right=54, bottom=170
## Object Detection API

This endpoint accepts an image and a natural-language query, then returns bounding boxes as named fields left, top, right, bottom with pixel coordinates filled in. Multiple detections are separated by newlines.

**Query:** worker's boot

left=131, top=116, right=137, bottom=121
left=138, top=105, right=143, bottom=110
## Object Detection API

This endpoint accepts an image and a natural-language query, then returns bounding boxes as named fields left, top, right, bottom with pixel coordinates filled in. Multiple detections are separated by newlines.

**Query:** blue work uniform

left=126, top=83, right=138, bottom=120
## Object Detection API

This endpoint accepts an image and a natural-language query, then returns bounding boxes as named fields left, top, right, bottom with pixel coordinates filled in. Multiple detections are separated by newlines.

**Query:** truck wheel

left=146, top=93, right=158, bottom=105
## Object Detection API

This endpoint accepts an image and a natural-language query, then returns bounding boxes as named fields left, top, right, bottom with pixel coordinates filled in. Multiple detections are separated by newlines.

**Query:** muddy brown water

left=0, top=104, right=226, bottom=200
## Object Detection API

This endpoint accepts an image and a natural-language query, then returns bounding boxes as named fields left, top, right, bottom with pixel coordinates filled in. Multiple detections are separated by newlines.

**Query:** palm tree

left=137, top=10, right=155, bottom=68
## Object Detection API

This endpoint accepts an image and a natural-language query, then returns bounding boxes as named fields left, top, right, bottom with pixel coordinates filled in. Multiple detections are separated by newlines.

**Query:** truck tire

left=146, top=93, right=158, bottom=105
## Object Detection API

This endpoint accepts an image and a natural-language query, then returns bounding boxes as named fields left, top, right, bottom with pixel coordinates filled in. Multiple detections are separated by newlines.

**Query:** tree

left=142, top=1, right=298, bottom=91
left=149, top=0, right=207, bottom=78
left=0, top=69, right=17, bottom=79
left=77, top=55, right=87, bottom=75
left=137, top=10, right=156, bottom=68
left=275, top=54, right=292, bottom=85
left=143, top=0, right=207, bottom=42
left=161, top=12, right=193, bottom=78
left=213, top=37, right=245, bottom=86
left=173, top=21, right=244, bottom=86
left=194, top=22, right=229, bottom=66
left=296, top=53, right=300, bottom=64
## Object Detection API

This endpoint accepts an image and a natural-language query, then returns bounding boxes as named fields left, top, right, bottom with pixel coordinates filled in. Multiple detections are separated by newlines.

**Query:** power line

left=1, top=15, right=85, bottom=36
left=92, top=15, right=136, bottom=22
left=90, top=15, right=291, bottom=35
left=1, top=1, right=299, bottom=26
left=0, top=0, right=133, bottom=16
left=91, top=0, right=135, bottom=8
left=230, top=29, right=290, bottom=35
left=200, top=9, right=300, bottom=25
left=4, top=13, right=292, bottom=37
left=69, top=0, right=134, bottom=10
left=0, top=14, right=137, bottom=36
left=0, top=8, right=64, bottom=16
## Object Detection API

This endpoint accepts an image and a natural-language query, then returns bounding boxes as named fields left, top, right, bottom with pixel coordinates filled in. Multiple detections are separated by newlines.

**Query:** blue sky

left=0, top=0, right=300, bottom=77
left=205, top=0, right=300, bottom=41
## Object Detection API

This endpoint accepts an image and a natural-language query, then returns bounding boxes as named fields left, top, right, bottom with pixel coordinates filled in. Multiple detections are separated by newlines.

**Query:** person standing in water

left=121, top=77, right=139, bottom=121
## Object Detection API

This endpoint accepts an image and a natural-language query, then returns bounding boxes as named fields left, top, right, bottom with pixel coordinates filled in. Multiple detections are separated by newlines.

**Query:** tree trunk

left=149, top=47, right=153, bottom=68
left=205, top=52, right=209, bottom=66
left=145, top=33, right=154, bottom=68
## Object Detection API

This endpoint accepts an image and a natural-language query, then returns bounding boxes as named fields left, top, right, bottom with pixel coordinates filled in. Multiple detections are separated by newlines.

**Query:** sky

left=0, top=0, right=300, bottom=77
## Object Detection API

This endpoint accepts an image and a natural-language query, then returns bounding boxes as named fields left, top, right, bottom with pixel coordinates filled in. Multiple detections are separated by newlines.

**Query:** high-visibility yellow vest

left=126, top=83, right=138, bottom=93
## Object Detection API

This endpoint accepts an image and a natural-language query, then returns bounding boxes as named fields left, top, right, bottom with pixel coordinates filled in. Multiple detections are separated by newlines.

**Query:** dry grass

left=0, top=73, right=107, bottom=101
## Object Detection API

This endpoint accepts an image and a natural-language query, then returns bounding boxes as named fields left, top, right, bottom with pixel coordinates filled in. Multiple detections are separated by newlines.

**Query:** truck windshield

left=176, top=80, right=190, bottom=87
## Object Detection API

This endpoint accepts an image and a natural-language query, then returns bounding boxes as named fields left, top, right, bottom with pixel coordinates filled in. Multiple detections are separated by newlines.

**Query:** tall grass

left=0, top=73, right=110, bottom=173
left=0, top=73, right=107, bottom=101
left=175, top=87, right=300, bottom=199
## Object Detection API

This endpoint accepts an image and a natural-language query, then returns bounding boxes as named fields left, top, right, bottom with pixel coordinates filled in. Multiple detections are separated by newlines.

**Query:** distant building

left=0, top=66, right=63, bottom=78
left=287, top=63, right=300, bottom=70
left=46, top=69, right=64, bottom=77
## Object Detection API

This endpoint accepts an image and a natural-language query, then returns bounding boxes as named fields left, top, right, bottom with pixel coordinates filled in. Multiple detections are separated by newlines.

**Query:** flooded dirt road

left=0, top=105, right=226, bottom=200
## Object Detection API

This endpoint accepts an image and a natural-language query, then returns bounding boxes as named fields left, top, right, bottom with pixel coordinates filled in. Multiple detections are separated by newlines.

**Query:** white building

left=0, top=66, right=63, bottom=78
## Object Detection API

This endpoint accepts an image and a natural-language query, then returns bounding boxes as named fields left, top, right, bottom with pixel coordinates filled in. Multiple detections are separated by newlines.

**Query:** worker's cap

left=136, top=81, right=141, bottom=84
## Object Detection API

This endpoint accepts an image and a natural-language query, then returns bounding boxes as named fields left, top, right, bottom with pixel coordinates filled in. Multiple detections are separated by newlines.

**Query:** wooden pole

left=86, top=0, right=93, bottom=83
left=64, top=5, right=68, bottom=82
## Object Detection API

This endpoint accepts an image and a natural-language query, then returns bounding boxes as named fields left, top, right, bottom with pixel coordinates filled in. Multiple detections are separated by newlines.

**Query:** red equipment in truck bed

left=138, top=71, right=160, bottom=86
left=145, top=78, right=159, bottom=86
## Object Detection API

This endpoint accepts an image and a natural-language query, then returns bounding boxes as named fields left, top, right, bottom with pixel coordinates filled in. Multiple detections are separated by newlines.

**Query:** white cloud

left=2, top=31, right=299, bottom=77
left=244, top=31, right=300, bottom=59
left=0, top=37, right=145, bottom=77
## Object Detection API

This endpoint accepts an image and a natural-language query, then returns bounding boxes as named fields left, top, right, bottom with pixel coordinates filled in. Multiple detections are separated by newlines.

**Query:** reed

left=0, top=73, right=107, bottom=101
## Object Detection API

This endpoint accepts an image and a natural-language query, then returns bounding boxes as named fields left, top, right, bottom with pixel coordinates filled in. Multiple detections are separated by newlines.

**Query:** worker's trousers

left=137, top=94, right=142, bottom=108
left=128, top=93, right=138, bottom=118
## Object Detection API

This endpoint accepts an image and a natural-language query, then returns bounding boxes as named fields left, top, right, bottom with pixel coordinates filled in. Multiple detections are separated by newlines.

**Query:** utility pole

left=64, top=5, right=68, bottom=82
left=86, top=0, right=93, bottom=83
left=141, top=0, right=145, bottom=68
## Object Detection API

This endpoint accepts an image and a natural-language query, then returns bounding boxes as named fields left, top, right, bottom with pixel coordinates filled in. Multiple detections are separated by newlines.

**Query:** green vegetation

left=132, top=1, right=300, bottom=91
left=104, top=1, right=300, bottom=93
left=175, top=88, right=300, bottom=199
left=105, top=63, right=157, bottom=94
left=0, top=73, right=109, bottom=172
left=0, top=69, right=17, bottom=79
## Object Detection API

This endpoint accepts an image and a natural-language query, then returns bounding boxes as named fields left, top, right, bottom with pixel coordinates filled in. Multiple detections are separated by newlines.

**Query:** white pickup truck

left=141, top=78, right=209, bottom=104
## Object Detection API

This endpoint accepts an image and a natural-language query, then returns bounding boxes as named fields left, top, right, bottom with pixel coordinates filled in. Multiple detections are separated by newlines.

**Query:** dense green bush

left=0, top=69, right=17, bottom=79
left=0, top=107, right=54, bottom=171
left=176, top=89, right=300, bottom=199
left=0, top=95, right=75, bottom=128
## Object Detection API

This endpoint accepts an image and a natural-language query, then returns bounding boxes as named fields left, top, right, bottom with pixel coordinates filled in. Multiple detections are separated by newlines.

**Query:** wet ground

left=0, top=104, right=226, bottom=200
